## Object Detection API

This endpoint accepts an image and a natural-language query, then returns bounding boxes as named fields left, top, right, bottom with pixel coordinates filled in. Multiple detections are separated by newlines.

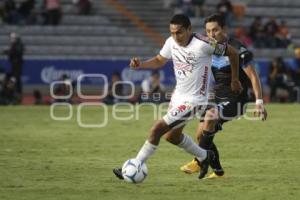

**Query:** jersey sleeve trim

left=194, top=33, right=227, bottom=56
left=194, top=33, right=210, bottom=44
left=241, top=60, right=255, bottom=68
left=159, top=53, right=170, bottom=60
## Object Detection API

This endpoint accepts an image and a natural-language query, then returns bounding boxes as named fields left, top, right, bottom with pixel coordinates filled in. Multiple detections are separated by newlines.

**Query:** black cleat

left=213, top=169, right=225, bottom=176
left=113, top=168, right=124, bottom=180
left=198, top=150, right=215, bottom=179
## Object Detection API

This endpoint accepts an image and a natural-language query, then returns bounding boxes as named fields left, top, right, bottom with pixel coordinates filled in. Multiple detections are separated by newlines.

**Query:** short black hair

left=170, top=14, right=191, bottom=29
left=204, top=14, right=226, bottom=28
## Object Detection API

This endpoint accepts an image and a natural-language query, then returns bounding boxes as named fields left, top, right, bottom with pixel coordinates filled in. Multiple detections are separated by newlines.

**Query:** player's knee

left=196, top=132, right=202, bottom=143
left=149, top=124, right=162, bottom=137
left=164, top=129, right=182, bottom=145
left=164, top=133, right=181, bottom=145
left=164, top=133, right=173, bottom=143
left=205, top=108, right=218, bottom=120
left=207, top=118, right=217, bottom=126
left=196, top=124, right=203, bottom=143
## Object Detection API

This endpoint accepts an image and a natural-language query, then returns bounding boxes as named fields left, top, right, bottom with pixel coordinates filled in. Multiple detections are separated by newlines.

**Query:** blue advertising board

left=0, top=58, right=297, bottom=86
left=0, top=59, right=175, bottom=86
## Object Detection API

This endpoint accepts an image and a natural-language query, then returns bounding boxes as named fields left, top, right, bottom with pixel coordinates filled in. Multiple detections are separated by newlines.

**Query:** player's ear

left=187, top=25, right=192, bottom=32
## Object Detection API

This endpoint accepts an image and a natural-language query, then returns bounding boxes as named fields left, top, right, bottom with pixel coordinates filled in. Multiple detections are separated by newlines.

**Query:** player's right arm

left=225, top=44, right=243, bottom=93
left=202, top=35, right=242, bottom=93
left=130, top=37, right=171, bottom=70
left=130, top=55, right=168, bottom=70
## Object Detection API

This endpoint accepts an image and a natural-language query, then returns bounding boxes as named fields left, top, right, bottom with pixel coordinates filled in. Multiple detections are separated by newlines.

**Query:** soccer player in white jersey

left=113, top=14, right=242, bottom=180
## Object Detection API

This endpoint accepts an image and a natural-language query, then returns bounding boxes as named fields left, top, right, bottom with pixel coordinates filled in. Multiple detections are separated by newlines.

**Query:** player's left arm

left=243, top=65, right=268, bottom=121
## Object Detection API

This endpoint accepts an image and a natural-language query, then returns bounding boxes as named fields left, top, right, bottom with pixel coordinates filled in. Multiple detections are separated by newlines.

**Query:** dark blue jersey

left=212, top=37, right=253, bottom=102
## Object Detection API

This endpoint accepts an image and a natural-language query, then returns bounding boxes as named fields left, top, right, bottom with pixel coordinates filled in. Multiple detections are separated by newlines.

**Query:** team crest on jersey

left=200, top=66, right=209, bottom=95
left=174, top=60, right=193, bottom=71
left=186, top=52, right=196, bottom=63
left=173, top=47, right=196, bottom=71
left=173, top=51, right=196, bottom=79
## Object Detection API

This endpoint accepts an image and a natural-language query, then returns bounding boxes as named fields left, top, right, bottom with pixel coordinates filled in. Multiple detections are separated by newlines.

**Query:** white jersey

left=160, top=34, right=227, bottom=104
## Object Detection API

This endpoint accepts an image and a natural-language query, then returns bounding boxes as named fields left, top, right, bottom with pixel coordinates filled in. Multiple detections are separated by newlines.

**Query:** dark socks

left=210, top=143, right=224, bottom=176
left=198, top=130, right=224, bottom=176
left=199, top=130, right=215, bottom=149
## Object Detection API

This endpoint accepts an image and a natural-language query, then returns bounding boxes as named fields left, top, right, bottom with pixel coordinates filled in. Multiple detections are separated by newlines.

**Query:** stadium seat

left=233, top=3, right=246, bottom=19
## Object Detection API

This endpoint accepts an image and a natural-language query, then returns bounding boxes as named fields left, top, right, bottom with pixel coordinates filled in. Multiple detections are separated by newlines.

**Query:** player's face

left=205, top=22, right=225, bottom=42
left=170, top=24, right=191, bottom=46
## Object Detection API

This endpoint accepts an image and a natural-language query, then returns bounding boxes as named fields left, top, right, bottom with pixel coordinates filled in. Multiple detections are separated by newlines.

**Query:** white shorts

left=163, top=98, right=206, bottom=129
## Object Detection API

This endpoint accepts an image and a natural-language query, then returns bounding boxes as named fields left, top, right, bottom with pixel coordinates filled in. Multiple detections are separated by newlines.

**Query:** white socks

left=135, top=134, right=207, bottom=163
left=177, top=134, right=207, bottom=161
left=136, top=140, right=158, bottom=163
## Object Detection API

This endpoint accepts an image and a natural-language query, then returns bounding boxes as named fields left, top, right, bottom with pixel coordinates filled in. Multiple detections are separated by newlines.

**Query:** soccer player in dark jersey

left=179, top=14, right=268, bottom=178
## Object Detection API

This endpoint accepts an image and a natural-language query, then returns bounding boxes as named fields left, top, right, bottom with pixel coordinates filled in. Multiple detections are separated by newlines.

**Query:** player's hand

left=254, top=104, right=267, bottom=121
left=130, top=57, right=141, bottom=69
left=231, top=79, right=243, bottom=93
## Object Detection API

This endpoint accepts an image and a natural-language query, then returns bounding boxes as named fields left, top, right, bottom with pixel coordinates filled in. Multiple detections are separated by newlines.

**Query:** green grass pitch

left=0, top=104, right=299, bottom=200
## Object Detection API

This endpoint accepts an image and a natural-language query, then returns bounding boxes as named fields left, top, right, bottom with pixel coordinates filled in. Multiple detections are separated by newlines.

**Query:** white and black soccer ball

left=122, top=158, right=148, bottom=183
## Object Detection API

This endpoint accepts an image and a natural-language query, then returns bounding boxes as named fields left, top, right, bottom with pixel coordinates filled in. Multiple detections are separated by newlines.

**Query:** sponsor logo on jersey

left=171, top=102, right=192, bottom=116
left=200, top=66, right=209, bottom=96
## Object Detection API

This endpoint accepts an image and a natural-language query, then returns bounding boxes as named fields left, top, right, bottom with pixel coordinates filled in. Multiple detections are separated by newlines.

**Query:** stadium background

left=0, top=0, right=300, bottom=103
left=0, top=1, right=300, bottom=200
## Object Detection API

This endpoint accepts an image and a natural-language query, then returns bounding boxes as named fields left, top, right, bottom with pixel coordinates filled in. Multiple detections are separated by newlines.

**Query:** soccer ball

left=122, top=158, right=148, bottom=183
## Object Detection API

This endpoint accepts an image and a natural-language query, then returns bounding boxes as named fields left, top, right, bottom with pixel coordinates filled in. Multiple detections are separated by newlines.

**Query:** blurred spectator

left=249, top=17, right=292, bottom=49
left=263, top=17, right=279, bottom=48
left=0, top=0, right=18, bottom=24
left=140, top=70, right=165, bottom=103
left=234, top=26, right=253, bottom=48
left=177, top=0, right=195, bottom=17
left=103, top=72, right=125, bottom=105
left=0, top=75, right=18, bottom=105
left=0, top=64, right=5, bottom=84
left=3, top=32, right=25, bottom=102
left=216, top=0, right=233, bottom=26
left=43, top=0, right=61, bottom=25
left=292, top=48, right=300, bottom=86
left=18, top=0, right=37, bottom=24
left=193, top=0, right=206, bottom=17
left=268, top=57, right=294, bottom=102
left=249, top=16, right=265, bottom=48
left=0, top=1, right=4, bottom=22
left=163, top=0, right=176, bottom=9
left=276, top=20, right=292, bottom=48
left=53, top=74, right=73, bottom=103
left=33, top=90, right=43, bottom=105
left=73, top=0, right=92, bottom=15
